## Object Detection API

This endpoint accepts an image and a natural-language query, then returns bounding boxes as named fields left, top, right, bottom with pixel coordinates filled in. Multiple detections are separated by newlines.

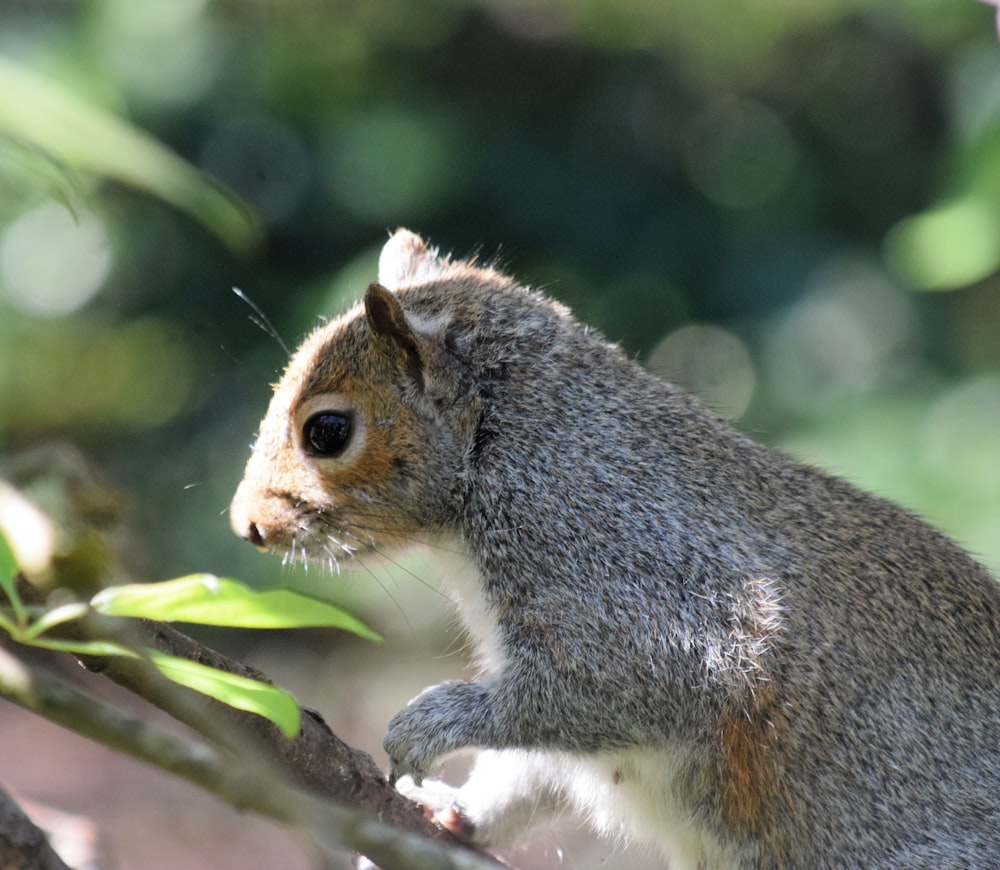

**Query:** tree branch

left=0, top=786, right=73, bottom=870
left=0, top=646, right=498, bottom=870
left=8, top=573, right=504, bottom=869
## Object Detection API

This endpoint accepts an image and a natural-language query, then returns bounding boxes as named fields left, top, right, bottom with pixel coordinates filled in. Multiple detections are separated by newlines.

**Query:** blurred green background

left=0, top=0, right=998, bottom=603
left=0, top=1, right=999, bottom=623
left=1, top=1, right=1000, bottom=867
left=2, top=0, right=999, bottom=587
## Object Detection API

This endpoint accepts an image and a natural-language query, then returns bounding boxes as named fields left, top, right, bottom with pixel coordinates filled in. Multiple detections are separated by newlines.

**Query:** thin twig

left=0, top=647, right=498, bottom=870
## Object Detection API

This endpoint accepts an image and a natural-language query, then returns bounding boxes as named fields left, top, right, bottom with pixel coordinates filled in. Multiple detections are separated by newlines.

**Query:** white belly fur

left=557, top=748, right=739, bottom=868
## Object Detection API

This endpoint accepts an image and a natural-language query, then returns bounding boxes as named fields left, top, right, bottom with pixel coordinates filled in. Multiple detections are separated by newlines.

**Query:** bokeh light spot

left=765, top=256, right=917, bottom=412
left=684, top=97, right=798, bottom=209
left=98, top=0, right=220, bottom=108
left=886, top=197, right=1000, bottom=291
left=922, top=376, right=1000, bottom=489
left=322, top=108, right=461, bottom=222
left=649, top=324, right=755, bottom=420
left=1, top=201, right=111, bottom=317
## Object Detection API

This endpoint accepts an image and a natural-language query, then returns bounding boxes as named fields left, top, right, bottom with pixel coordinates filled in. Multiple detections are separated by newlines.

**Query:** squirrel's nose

left=235, top=518, right=269, bottom=554
left=244, top=521, right=266, bottom=550
left=229, top=487, right=270, bottom=553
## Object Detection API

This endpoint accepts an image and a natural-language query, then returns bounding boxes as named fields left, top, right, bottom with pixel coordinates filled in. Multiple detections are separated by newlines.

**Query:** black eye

left=302, top=411, right=353, bottom=457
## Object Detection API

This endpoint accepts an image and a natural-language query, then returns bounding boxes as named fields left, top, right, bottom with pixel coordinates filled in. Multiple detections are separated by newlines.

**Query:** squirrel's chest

left=425, top=540, right=507, bottom=673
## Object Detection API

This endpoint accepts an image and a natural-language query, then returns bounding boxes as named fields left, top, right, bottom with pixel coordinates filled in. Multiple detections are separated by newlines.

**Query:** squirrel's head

left=229, top=229, right=482, bottom=569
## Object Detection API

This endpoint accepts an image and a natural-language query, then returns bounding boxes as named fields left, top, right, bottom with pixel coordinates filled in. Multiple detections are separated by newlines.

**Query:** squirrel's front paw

left=384, top=680, right=493, bottom=785
left=393, top=776, right=477, bottom=841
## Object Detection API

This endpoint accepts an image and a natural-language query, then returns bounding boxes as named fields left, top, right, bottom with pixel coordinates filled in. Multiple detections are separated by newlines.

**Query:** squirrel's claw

left=383, top=712, right=432, bottom=785
left=384, top=679, right=492, bottom=788
left=384, top=725, right=433, bottom=786
left=387, top=760, right=423, bottom=788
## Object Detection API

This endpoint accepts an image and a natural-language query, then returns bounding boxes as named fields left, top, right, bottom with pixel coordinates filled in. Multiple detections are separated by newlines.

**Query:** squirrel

left=229, top=229, right=1000, bottom=868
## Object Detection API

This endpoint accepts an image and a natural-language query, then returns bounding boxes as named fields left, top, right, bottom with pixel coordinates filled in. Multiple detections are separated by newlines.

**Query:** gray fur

left=231, top=230, right=1000, bottom=868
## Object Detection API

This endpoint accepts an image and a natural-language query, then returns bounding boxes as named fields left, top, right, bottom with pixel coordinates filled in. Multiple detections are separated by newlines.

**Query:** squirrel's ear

left=364, top=282, right=423, bottom=381
left=378, top=229, right=450, bottom=290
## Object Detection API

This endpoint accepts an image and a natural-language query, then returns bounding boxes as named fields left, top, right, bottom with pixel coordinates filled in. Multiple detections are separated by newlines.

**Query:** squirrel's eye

left=302, top=411, right=353, bottom=458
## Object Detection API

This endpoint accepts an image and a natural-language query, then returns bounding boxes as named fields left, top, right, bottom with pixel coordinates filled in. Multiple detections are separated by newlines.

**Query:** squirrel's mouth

left=242, top=504, right=429, bottom=576
left=260, top=525, right=394, bottom=575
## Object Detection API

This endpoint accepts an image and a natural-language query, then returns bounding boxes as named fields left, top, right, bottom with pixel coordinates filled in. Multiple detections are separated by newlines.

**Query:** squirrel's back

left=433, top=263, right=1000, bottom=863
left=231, top=230, right=1000, bottom=868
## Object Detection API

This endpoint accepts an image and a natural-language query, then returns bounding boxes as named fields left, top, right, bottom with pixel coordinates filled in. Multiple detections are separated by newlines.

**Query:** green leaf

left=21, top=602, right=89, bottom=640
left=0, top=607, right=18, bottom=635
left=0, top=55, right=261, bottom=254
left=0, top=531, right=25, bottom=626
left=0, top=530, right=17, bottom=584
left=91, top=575, right=381, bottom=642
left=147, top=650, right=301, bottom=738
left=27, top=638, right=138, bottom=658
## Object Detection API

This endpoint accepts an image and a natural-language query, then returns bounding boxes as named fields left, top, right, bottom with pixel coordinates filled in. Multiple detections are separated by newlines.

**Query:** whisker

left=233, top=286, right=291, bottom=357
left=352, top=556, right=413, bottom=633
left=349, top=537, right=454, bottom=606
